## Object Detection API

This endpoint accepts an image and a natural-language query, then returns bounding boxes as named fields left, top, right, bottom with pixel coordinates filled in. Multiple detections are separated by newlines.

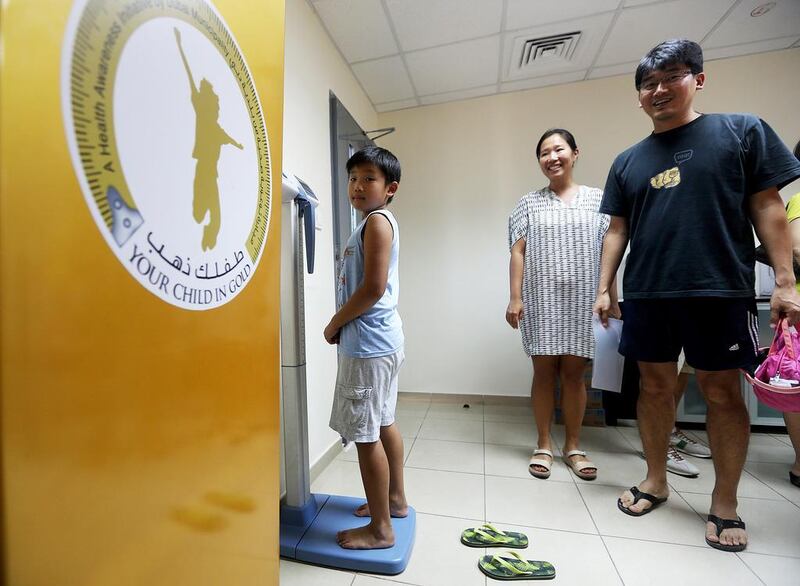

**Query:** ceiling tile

left=375, top=98, right=420, bottom=113
left=500, top=70, right=587, bottom=93
left=351, top=55, right=415, bottom=104
left=703, top=36, right=798, bottom=62
left=505, top=0, right=620, bottom=30
left=313, top=0, right=398, bottom=62
left=704, top=0, right=800, bottom=48
left=595, top=0, right=736, bottom=66
left=419, top=84, right=498, bottom=106
left=385, top=0, right=503, bottom=52
left=587, top=60, right=639, bottom=80
left=405, top=36, right=501, bottom=95
left=501, top=13, right=616, bottom=81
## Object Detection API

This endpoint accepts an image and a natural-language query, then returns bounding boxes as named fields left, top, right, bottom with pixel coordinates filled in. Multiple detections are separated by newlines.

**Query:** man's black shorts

left=619, top=297, right=759, bottom=371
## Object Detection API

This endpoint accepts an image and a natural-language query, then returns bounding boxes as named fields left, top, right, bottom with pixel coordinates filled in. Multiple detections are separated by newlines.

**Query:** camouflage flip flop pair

left=461, top=524, right=555, bottom=581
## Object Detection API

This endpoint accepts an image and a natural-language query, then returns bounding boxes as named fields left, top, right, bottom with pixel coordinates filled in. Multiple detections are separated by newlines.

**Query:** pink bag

left=745, top=318, right=800, bottom=413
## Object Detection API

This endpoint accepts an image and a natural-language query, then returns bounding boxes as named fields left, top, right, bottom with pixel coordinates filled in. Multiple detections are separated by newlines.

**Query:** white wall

left=377, top=48, right=800, bottom=397
left=282, top=0, right=378, bottom=468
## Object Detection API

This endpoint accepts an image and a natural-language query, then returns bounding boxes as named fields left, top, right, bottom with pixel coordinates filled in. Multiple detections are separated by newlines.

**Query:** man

left=594, top=39, right=800, bottom=552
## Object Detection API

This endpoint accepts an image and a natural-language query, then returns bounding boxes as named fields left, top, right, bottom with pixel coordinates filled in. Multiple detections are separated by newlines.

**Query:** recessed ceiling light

left=750, top=2, right=776, bottom=17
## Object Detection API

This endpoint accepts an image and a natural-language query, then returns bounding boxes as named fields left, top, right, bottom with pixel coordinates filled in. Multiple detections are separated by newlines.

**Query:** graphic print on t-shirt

left=650, top=166, right=681, bottom=189
left=674, top=149, right=693, bottom=165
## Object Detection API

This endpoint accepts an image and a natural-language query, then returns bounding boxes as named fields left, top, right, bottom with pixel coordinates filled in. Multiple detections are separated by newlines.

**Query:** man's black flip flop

left=705, top=514, right=747, bottom=552
left=617, top=486, right=667, bottom=517
left=790, top=470, right=800, bottom=488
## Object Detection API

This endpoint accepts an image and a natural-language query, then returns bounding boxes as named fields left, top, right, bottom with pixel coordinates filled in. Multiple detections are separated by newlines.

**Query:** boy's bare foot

left=336, top=523, right=395, bottom=549
left=353, top=499, right=408, bottom=518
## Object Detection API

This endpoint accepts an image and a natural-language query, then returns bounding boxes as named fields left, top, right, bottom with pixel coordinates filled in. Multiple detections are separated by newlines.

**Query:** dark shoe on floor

left=617, top=486, right=667, bottom=517
left=705, top=514, right=747, bottom=552
left=790, top=470, right=800, bottom=488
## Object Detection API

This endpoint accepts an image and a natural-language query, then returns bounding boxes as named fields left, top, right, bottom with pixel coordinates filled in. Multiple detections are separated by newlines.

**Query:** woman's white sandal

left=563, top=449, right=597, bottom=480
left=528, top=449, right=553, bottom=479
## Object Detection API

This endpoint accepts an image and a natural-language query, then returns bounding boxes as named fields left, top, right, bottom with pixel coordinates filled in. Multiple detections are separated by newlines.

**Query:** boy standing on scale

left=325, top=146, right=407, bottom=549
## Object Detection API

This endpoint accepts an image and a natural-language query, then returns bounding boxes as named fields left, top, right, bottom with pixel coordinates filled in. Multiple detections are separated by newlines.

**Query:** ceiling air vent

left=514, top=31, right=581, bottom=72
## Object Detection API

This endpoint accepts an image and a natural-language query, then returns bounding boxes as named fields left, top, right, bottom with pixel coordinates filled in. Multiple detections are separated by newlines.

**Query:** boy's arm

left=749, top=186, right=800, bottom=326
left=324, top=214, right=393, bottom=344
left=505, top=238, right=525, bottom=329
left=593, top=215, right=628, bottom=326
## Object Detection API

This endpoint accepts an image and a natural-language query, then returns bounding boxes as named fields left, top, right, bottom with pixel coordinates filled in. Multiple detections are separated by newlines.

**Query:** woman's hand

left=506, top=299, right=524, bottom=329
left=609, top=302, right=622, bottom=320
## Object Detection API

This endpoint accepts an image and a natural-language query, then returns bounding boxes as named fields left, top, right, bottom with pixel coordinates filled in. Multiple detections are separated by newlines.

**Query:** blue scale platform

left=280, top=493, right=416, bottom=575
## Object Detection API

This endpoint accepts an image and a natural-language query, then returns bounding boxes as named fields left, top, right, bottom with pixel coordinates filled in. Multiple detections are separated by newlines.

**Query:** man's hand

left=770, top=284, right=800, bottom=327
left=506, top=299, right=523, bottom=329
left=324, top=322, right=340, bottom=344
left=593, top=291, right=612, bottom=327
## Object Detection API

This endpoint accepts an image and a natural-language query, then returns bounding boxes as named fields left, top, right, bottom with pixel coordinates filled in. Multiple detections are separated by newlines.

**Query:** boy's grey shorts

left=329, top=348, right=405, bottom=444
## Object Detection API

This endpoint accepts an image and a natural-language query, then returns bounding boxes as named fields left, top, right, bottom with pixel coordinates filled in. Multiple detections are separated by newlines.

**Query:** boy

left=324, top=146, right=407, bottom=550
left=594, top=39, right=800, bottom=552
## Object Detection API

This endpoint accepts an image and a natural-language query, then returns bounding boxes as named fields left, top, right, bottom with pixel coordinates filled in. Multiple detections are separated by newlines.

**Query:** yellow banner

left=1, top=1, right=284, bottom=584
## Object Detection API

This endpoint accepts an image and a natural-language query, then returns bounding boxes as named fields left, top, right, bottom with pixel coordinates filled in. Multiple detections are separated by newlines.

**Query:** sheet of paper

left=591, top=316, right=625, bottom=393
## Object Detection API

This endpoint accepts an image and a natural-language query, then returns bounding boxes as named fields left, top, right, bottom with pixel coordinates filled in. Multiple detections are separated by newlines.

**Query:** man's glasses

left=639, top=70, right=694, bottom=93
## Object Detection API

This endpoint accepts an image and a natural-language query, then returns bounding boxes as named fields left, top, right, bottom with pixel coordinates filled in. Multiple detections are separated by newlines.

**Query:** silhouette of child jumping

left=175, top=28, right=243, bottom=251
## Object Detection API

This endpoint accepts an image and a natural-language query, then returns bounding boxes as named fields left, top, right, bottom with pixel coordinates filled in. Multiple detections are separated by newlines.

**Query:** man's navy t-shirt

left=600, top=113, right=800, bottom=299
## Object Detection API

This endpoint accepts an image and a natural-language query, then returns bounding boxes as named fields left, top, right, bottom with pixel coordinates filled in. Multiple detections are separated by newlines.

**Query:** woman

left=506, top=128, right=618, bottom=480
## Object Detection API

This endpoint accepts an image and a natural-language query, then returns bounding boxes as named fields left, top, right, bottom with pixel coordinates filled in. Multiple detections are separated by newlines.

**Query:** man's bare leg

left=337, top=440, right=394, bottom=549
left=697, top=368, right=749, bottom=549
left=619, top=361, right=675, bottom=513
left=354, top=423, right=408, bottom=518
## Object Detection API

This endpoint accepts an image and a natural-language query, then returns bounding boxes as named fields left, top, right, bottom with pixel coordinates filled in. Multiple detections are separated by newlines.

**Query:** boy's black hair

left=346, top=146, right=401, bottom=183
left=346, top=146, right=401, bottom=204
left=536, top=128, right=578, bottom=158
left=794, top=139, right=800, bottom=162
left=635, top=39, right=703, bottom=91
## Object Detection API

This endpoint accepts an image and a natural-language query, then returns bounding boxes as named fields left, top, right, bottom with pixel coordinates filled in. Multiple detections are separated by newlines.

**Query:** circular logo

left=61, top=0, right=271, bottom=310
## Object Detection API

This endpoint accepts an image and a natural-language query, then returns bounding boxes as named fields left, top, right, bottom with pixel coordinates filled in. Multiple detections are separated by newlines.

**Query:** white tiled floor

left=281, top=393, right=800, bottom=585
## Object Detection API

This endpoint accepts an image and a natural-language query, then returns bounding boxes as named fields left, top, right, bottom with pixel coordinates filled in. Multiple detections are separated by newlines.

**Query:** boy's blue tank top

left=337, top=209, right=404, bottom=358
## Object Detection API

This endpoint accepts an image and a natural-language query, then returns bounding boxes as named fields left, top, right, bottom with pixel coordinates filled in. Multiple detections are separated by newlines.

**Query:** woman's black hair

left=535, top=128, right=578, bottom=158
